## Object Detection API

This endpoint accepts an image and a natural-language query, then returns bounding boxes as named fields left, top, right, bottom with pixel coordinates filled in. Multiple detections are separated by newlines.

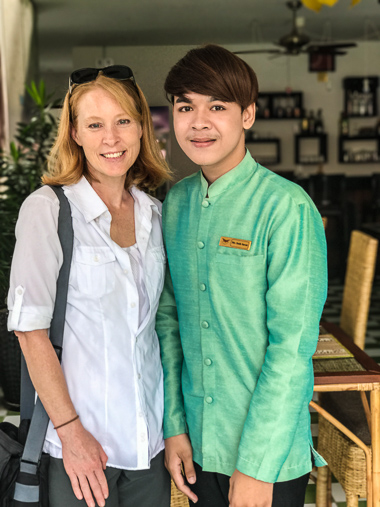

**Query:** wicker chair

left=171, top=480, right=189, bottom=507
left=314, top=230, right=378, bottom=507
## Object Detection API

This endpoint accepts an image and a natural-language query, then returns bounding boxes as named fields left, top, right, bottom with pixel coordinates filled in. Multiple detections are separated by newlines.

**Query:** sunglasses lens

left=103, top=65, right=134, bottom=80
left=71, top=68, right=99, bottom=85
left=69, top=65, right=135, bottom=94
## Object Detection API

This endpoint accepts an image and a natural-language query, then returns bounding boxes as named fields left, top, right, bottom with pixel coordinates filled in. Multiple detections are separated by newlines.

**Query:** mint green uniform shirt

left=156, top=151, right=328, bottom=483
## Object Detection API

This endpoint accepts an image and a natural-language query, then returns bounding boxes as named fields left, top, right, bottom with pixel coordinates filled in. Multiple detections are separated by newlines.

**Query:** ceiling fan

left=235, top=0, right=357, bottom=57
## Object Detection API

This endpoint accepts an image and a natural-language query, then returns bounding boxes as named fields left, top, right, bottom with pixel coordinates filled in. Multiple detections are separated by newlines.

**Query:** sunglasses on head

left=68, top=65, right=136, bottom=94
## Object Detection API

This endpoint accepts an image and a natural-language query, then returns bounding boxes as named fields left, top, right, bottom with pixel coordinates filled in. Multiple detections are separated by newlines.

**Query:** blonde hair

left=42, top=74, right=172, bottom=191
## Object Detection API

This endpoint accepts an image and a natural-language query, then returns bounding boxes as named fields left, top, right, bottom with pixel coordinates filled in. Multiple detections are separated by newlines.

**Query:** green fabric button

left=198, top=241, right=205, bottom=249
left=204, top=358, right=212, bottom=366
left=205, top=396, right=213, bottom=404
left=202, top=200, right=210, bottom=208
left=199, top=283, right=206, bottom=291
left=201, top=321, right=209, bottom=329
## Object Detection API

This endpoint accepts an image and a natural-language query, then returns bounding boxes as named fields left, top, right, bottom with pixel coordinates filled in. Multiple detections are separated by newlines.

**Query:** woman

left=7, top=65, right=172, bottom=507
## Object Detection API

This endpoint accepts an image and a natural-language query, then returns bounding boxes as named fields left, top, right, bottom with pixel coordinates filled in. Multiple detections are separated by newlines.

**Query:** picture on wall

left=150, top=106, right=170, bottom=161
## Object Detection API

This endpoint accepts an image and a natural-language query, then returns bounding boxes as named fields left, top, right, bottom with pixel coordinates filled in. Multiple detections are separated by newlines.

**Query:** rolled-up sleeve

left=236, top=199, right=327, bottom=482
left=7, top=190, right=63, bottom=332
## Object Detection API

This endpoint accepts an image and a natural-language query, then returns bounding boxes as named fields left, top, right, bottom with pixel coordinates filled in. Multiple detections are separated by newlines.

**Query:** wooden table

left=312, top=321, right=380, bottom=507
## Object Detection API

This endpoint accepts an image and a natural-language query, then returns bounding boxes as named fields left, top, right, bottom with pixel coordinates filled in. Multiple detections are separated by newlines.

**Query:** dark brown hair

left=164, top=44, right=259, bottom=110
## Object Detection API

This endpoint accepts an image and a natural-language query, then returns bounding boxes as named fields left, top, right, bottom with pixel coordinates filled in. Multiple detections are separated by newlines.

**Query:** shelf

left=338, top=135, right=380, bottom=164
left=295, top=133, right=328, bottom=165
left=256, top=91, right=303, bottom=121
left=344, top=76, right=378, bottom=117
left=345, top=114, right=378, bottom=119
left=246, top=138, right=281, bottom=165
left=296, top=132, right=327, bottom=138
left=340, top=135, right=379, bottom=141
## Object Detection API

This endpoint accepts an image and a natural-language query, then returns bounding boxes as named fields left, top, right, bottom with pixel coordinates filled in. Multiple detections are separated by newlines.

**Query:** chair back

left=340, top=230, right=378, bottom=349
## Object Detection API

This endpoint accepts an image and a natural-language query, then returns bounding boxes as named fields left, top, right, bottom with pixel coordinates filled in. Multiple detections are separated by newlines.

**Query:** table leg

left=371, top=389, right=380, bottom=506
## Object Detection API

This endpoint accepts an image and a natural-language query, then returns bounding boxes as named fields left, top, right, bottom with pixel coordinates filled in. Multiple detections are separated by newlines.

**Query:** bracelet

left=54, top=414, right=79, bottom=430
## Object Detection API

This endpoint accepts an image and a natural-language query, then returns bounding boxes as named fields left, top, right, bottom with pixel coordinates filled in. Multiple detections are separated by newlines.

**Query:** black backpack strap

left=14, top=185, right=73, bottom=502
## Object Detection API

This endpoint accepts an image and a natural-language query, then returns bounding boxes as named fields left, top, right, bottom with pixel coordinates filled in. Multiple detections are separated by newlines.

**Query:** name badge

left=219, top=237, right=252, bottom=251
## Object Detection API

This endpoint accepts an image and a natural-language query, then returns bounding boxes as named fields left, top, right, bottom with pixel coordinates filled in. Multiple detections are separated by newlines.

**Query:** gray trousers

left=49, top=450, right=171, bottom=507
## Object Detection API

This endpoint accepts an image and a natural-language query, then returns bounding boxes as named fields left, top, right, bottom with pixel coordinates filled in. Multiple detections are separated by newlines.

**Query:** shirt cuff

left=7, top=307, right=52, bottom=332
left=163, top=416, right=188, bottom=439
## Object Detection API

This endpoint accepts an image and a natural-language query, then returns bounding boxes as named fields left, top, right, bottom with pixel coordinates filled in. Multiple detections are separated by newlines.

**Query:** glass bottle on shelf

left=293, top=104, right=301, bottom=118
left=286, top=97, right=293, bottom=118
left=301, top=110, right=309, bottom=133
left=340, top=112, right=349, bottom=136
left=276, top=98, right=285, bottom=118
left=359, top=94, right=367, bottom=116
left=308, top=110, right=316, bottom=134
left=352, top=92, right=360, bottom=116
left=347, top=92, right=353, bottom=116
left=367, top=97, right=374, bottom=116
left=315, top=109, right=324, bottom=133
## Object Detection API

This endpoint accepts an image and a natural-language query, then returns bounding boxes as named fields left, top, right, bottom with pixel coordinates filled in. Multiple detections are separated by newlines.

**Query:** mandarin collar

left=200, top=150, right=258, bottom=198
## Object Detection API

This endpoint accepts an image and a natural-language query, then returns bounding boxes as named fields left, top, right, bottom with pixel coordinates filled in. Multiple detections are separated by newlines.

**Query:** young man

left=156, top=45, right=327, bottom=507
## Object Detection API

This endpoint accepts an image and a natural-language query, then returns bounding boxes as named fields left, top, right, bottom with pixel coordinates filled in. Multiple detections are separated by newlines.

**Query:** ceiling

left=34, top=0, right=380, bottom=72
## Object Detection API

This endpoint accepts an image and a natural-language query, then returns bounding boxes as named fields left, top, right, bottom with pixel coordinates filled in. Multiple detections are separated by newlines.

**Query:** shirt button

left=204, top=358, right=212, bottom=366
left=205, top=396, right=213, bottom=404
left=197, top=241, right=205, bottom=249
left=94, top=255, right=99, bottom=262
left=199, top=283, right=206, bottom=291
left=201, top=321, right=209, bottom=329
left=17, top=288, right=23, bottom=295
left=202, top=200, right=210, bottom=208
left=131, top=302, right=136, bottom=308
left=124, top=269, right=128, bottom=274
left=140, top=433, right=146, bottom=442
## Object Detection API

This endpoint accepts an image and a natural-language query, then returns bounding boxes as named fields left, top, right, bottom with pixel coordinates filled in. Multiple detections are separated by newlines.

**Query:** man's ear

left=243, top=104, right=256, bottom=130
left=71, top=126, right=81, bottom=146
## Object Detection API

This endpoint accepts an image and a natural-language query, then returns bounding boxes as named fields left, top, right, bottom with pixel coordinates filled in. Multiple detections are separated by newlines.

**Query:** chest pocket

left=214, top=251, right=266, bottom=287
left=74, top=246, right=116, bottom=297
left=145, top=246, right=166, bottom=301
left=215, top=250, right=264, bottom=265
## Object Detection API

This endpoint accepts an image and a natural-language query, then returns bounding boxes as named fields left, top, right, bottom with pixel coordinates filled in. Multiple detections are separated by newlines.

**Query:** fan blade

left=234, top=49, right=283, bottom=55
left=307, top=42, right=357, bottom=52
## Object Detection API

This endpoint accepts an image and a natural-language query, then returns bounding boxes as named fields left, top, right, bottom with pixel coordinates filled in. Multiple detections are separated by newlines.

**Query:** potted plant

left=0, top=80, right=60, bottom=408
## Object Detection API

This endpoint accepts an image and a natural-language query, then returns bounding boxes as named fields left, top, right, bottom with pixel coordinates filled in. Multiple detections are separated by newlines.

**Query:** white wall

left=72, top=42, right=380, bottom=181
left=231, top=41, right=380, bottom=178
left=0, top=0, right=34, bottom=142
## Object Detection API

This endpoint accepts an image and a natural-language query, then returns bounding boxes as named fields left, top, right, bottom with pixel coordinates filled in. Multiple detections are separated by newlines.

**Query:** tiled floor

left=1, top=276, right=379, bottom=506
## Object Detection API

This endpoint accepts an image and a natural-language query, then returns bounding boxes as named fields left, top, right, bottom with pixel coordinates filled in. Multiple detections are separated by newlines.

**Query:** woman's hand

left=16, top=330, right=109, bottom=507
left=58, top=419, right=109, bottom=507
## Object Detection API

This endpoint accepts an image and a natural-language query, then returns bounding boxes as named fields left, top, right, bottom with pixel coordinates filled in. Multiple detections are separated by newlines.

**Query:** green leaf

left=10, top=142, right=19, bottom=161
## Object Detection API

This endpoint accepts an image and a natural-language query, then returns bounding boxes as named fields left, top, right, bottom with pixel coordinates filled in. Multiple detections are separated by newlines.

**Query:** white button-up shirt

left=7, top=177, right=165, bottom=470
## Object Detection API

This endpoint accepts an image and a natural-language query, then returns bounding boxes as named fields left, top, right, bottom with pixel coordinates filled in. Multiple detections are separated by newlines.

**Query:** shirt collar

left=130, top=186, right=162, bottom=217
left=63, top=177, right=161, bottom=223
left=64, top=176, right=108, bottom=223
left=200, top=150, right=258, bottom=198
